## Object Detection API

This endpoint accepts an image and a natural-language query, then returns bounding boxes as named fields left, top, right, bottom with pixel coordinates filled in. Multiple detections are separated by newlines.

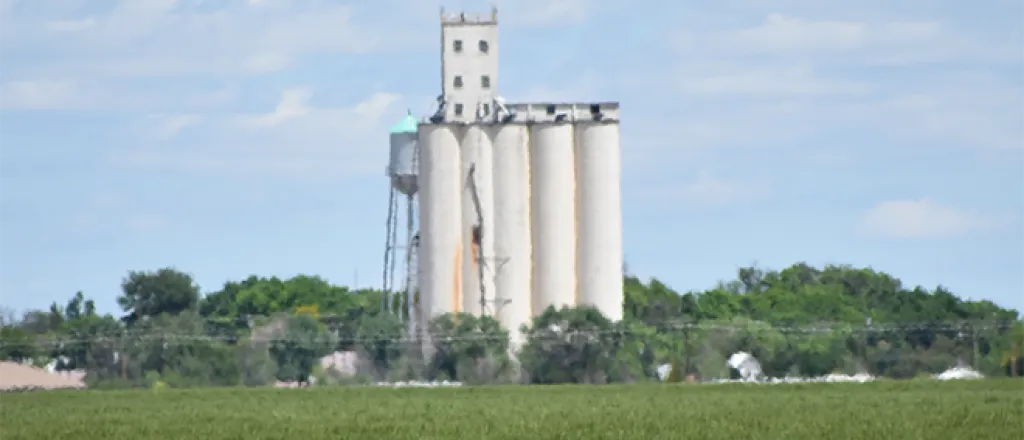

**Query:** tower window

left=453, top=76, right=463, bottom=88
left=482, top=103, right=490, bottom=115
left=479, top=40, right=489, bottom=53
left=545, top=104, right=556, bottom=115
left=454, top=103, right=464, bottom=116
left=481, top=75, right=491, bottom=89
left=453, top=40, right=463, bottom=52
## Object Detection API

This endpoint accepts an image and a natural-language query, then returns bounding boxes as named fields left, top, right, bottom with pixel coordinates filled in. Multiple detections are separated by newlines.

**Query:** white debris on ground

left=656, top=363, right=673, bottom=381
left=709, top=373, right=876, bottom=384
left=659, top=352, right=987, bottom=382
left=936, top=366, right=984, bottom=380
left=727, top=351, right=764, bottom=382
left=372, top=380, right=463, bottom=388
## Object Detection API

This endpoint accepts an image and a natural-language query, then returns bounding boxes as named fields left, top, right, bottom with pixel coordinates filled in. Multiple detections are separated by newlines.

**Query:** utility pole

left=863, top=315, right=872, bottom=375
left=119, top=333, right=126, bottom=380
left=682, top=320, right=692, bottom=379
left=1011, top=343, right=1019, bottom=378
left=971, top=320, right=980, bottom=371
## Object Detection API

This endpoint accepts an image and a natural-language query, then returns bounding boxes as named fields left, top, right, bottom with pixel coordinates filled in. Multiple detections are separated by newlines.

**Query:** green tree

left=427, top=313, right=511, bottom=384
left=354, top=313, right=405, bottom=380
left=48, top=292, right=123, bottom=375
left=0, top=326, right=37, bottom=362
left=268, top=314, right=336, bottom=385
left=518, top=306, right=632, bottom=384
left=124, top=312, right=241, bottom=387
left=118, top=268, right=200, bottom=325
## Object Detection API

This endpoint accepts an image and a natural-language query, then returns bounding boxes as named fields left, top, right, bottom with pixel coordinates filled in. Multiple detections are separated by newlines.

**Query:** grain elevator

left=382, top=8, right=623, bottom=346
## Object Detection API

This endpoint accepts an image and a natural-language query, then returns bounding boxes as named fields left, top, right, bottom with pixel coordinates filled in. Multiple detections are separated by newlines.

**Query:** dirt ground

left=0, top=362, right=86, bottom=391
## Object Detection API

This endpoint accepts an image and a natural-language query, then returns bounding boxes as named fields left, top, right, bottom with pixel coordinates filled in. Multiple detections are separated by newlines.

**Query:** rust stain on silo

left=453, top=243, right=462, bottom=314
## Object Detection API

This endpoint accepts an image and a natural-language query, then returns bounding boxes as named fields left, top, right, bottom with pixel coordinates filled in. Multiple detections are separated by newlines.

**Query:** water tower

left=381, top=110, right=419, bottom=328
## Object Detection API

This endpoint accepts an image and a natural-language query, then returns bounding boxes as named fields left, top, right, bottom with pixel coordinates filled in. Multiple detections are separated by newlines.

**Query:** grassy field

left=1, top=380, right=1021, bottom=440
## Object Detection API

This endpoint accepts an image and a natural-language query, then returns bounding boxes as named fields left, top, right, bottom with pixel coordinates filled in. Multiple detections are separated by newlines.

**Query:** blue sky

left=0, top=0, right=1021, bottom=316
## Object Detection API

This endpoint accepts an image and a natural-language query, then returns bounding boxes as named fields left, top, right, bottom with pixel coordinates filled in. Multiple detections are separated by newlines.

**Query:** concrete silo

left=459, top=124, right=496, bottom=316
left=491, top=121, right=532, bottom=344
left=529, top=104, right=578, bottom=313
left=394, top=10, right=629, bottom=361
left=417, top=123, right=463, bottom=318
left=574, top=103, right=624, bottom=321
left=417, top=9, right=502, bottom=322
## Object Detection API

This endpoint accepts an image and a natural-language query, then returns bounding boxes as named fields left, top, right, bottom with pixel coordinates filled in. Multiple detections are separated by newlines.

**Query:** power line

left=3, top=319, right=1015, bottom=348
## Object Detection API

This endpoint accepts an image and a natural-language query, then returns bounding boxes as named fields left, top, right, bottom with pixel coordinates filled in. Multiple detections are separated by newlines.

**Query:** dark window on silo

left=454, top=76, right=464, bottom=88
left=481, top=75, right=491, bottom=88
left=590, top=104, right=601, bottom=114
left=482, top=103, right=490, bottom=115
left=479, top=40, right=489, bottom=53
left=545, top=104, right=556, bottom=115
left=453, top=40, right=463, bottom=52
left=454, top=103, right=464, bottom=116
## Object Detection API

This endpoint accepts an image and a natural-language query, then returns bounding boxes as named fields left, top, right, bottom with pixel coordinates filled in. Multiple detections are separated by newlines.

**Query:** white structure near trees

left=384, top=8, right=625, bottom=347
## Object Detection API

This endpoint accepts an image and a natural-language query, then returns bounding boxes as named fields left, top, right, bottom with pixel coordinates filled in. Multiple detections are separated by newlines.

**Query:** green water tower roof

left=389, top=111, right=419, bottom=134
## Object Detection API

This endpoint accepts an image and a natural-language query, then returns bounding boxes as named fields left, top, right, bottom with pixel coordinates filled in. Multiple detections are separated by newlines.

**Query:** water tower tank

left=388, top=111, right=419, bottom=195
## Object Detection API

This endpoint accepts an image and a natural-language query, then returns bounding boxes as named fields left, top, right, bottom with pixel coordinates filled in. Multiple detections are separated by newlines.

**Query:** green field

left=1, top=381, right=1021, bottom=440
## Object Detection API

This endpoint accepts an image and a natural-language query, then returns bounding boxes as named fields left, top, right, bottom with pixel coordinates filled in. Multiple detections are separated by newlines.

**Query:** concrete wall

left=440, top=12, right=499, bottom=123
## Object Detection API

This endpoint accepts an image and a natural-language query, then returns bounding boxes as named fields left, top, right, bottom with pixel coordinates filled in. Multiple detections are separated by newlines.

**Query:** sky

left=0, top=0, right=1021, bottom=317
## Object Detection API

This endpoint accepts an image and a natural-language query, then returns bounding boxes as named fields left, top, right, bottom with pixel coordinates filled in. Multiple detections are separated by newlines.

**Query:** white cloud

left=875, top=88, right=1024, bottom=151
left=496, top=0, right=591, bottom=26
left=68, top=191, right=167, bottom=235
left=111, top=88, right=403, bottom=182
left=44, top=17, right=96, bottom=33
left=511, top=70, right=608, bottom=102
left=859, top=199, right=989, bottom=239
left=0, top=79, right=238, bottom=111
left=678, top=64, right=871, bottom=96
left=663, top=12, right=1023, bottom=152
left=674, top=12, right=1015, bottom=66
left=721, top=14, right=941, bottom=54
left=242, top=87, right=313, bottom=128
left=150, top=114, right=202, bottom=139
left=3, top=1, right=429, bottom=78
left=0, top=80, right=79, bottom=109
left=677, top=170, right=773, bottom=205
left=408, top=0, right=594, bottom=27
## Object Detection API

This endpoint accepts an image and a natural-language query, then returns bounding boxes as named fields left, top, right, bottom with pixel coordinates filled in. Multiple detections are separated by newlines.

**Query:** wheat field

left=1, top=380, right=1020, bottom=440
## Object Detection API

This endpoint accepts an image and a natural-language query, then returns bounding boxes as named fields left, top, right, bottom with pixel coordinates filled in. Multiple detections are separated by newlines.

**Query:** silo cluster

left=417, top=103, right=623, bottom=344
left=381, top=9, right=625, bottom=348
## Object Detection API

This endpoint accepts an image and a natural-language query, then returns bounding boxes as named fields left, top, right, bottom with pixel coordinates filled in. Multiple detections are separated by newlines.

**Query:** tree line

left=0, top=263, right=1021, bottom=388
